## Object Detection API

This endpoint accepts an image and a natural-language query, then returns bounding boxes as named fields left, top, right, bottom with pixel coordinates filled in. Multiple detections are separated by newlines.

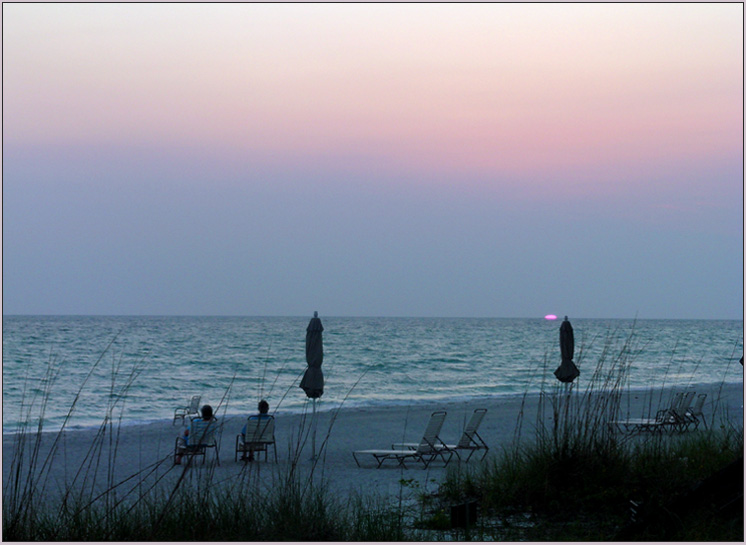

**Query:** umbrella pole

left=311, top=398, right=317, bottom=461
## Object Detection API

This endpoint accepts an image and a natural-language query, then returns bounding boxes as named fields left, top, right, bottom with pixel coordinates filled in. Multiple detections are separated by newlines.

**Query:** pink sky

left=2, top=3, right=743, bottom=318
left=4, top=4, right=741, bottom=178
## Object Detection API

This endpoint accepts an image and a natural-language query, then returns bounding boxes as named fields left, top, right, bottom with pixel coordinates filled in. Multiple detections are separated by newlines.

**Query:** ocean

left=2, top=316, right=743, bottom=433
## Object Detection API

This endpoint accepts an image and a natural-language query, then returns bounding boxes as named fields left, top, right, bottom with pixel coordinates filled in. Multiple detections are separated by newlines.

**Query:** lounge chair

left=684, top=393, right=707, bottom=430
left=353, top=411, right=452, bottom=469
left=609, top=392, right=693, bottom=435
left=440, top=408, right=489, bottom=462
left=235, top=415, right=277, bottom=462
left=394, top=408, right=489, bottom=462
left=174, top=395, right=201, bottom=425
left=174, top=417, right=220, bottom=465
left=665, top=391, right=696, bottom=433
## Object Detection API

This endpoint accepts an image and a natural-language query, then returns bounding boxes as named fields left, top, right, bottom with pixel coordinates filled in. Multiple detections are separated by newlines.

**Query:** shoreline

left=3, top=379, right=742, bottom=437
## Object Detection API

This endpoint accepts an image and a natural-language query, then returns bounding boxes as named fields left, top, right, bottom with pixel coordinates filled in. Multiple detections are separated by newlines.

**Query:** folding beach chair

left=353, top=411, right=452, bottom=469
left=394, top=408, right=489, bottom=462
left=441, top=408, right=489, bottom=462
left=235, top=415, right=277, bottom=462
left=174, top=395, right=201, bottom=425
left=662, top=391, right=696, bottom=433
left=175, top=417, right=220, bottom=465
left=684, top=393, right=707, bottom=430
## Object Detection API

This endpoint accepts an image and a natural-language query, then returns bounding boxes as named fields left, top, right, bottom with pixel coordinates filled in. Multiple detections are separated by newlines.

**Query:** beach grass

left=430, top=425, right=743, bottom=540
left=429, top=326, right=744, bottom=540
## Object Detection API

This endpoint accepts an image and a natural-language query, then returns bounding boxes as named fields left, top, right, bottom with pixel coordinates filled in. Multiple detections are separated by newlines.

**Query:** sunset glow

left=2, top=3, right=742, bottom=318
left=4, top=5, right=741, bottom=183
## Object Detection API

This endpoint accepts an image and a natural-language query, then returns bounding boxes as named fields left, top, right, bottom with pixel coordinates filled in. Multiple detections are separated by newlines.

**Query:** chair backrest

left=674, top=391, right=695, bottom=417
left=416, top=411, right=447, bottom=453
left=188, top=395, right=201, bottom=413
left=689, top=393, right=706, bottom=415
left=190, top=418, right=216, bottom=447
left=245, top=416, right=275, bottom=443
left=661, top=392, right=681, bottom=415
left=457, top=409, right=487, bottom=448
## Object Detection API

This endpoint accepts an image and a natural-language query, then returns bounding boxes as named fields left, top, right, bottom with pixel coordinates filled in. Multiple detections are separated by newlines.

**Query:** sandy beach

left=3, top=382, right=743, bottom=509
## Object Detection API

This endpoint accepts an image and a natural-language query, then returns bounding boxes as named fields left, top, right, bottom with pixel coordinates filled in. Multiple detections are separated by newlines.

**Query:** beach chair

left=235, top=416, right=277, bottom=462
left=353, top=411, right=452, bottom=469
left=609, top=392, right=687, bottom=435
left=175, top=417, right=220, bottom=465
left=684, top=393, right=707, bottom=430
left=174, top=395, right=201, bottom=425
left=662, top=391, right=696, bottom=433
left=438, top=408, right=489, bottom=462
left=394, top=408, right=489, bottom=462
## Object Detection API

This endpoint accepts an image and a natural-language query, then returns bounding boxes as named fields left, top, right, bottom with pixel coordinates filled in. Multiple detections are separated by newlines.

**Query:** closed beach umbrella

left=554, top=316, right=580, bottom=383
left=300, top=311, right=324, bottom=398
left=301, top=311, right=324, bottom=459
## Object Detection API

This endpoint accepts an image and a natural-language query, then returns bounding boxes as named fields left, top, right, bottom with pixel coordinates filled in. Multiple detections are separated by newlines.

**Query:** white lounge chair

left=439, top=408, right=489, bottom=462
left=684, top=393, right=707, bottom=430
left=353, top=411, right=452, bottom=469
left=235, top=415, right=277, bottom=462
left=394, top=408, right=489, bottom=462
left=175, top=416, right=220, bottom=465
left=174, top=395, right=201, bottom=425
left=666, top=391, right=696, bottom=433
left=609, top=392, right=694, bottom=435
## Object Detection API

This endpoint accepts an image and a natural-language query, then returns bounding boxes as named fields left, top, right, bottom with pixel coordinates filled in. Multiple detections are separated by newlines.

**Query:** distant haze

left=2, top=4, right=743, bottom=319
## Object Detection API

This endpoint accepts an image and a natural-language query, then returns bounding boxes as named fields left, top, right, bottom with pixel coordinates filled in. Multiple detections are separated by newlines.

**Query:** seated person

left=175, top=404, right=216, bottom=465
left=240, top=399, right=272, bottom=461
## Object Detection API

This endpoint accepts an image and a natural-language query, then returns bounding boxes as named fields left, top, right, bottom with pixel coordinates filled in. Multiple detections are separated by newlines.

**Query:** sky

left=2, top=3, right=743, bottom=319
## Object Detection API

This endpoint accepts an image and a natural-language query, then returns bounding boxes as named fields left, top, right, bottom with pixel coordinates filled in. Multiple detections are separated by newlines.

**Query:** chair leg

left=443, top=451, right=454, bottom=467
left=445, top=449, right=459, bottom=464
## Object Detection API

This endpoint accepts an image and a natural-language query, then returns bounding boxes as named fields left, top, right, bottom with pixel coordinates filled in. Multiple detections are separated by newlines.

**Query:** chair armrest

left=247, top=439, right=274, bottom=446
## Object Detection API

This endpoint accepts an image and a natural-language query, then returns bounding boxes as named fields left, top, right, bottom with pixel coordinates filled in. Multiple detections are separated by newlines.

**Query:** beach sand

left=3, top=382, right=743, bottom=508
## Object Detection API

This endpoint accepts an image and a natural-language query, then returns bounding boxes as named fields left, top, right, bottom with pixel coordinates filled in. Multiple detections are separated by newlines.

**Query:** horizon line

left=2, top=313, right=743, bottom=322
